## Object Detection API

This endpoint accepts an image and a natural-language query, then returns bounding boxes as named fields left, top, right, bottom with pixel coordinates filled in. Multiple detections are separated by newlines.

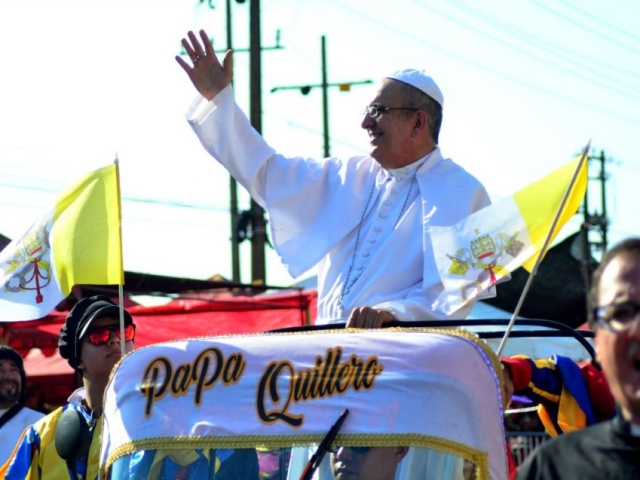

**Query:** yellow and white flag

left=0, top=163, right=123, bottom=321
left=430, top=151, right=588, bottom=315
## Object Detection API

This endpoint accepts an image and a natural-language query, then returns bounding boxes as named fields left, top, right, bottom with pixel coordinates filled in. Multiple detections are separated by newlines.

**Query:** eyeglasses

left=593, top=301, right=640, bottom=332
left=85, top=324, right=136, bottom=346
left=362, top=103, right=419, bottom=120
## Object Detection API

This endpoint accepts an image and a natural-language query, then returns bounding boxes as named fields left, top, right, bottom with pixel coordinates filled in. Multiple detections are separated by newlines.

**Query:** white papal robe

left=186, top=85, right=491, bottom=324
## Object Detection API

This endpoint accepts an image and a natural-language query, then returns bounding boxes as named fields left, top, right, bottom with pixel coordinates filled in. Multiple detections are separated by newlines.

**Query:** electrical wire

left=434, top=0, right=640, bottom=87
left=324, top=0, right=640, bottom=125
left=529, top=0, right=640, bottom=57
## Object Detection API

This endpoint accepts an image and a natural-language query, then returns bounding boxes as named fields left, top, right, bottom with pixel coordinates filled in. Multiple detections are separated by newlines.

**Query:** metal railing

left=506, top=431, right=551, bottom=466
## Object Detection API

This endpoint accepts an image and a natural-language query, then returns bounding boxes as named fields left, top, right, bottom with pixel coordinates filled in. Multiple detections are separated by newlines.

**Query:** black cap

left=58, top=295, right=133, bottom=369
left=0, top=345, right=26, bottom=402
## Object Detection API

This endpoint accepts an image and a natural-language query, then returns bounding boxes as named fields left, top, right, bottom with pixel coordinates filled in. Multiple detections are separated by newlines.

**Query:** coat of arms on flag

left=445, top=230, right=525, bottom=302
left=2, top=220, right=53, bottom=304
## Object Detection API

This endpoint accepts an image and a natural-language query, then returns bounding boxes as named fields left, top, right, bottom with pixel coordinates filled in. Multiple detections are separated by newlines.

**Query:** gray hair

left=397, top=82, right=443, bottom=144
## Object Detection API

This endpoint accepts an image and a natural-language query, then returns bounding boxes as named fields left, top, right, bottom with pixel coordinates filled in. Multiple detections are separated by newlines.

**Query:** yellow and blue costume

left=1, top=402, right=101, bottom=480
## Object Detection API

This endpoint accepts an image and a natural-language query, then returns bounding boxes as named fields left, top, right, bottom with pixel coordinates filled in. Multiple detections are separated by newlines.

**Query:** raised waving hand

left=175, top=29, right=233, bottom=101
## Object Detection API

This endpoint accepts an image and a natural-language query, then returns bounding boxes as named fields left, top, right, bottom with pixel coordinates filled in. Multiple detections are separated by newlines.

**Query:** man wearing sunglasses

left=176, top=30, right=491, bottom=328
left=516, top=238, right=640, bottom=479
left=330, top=446, right=409, bottom=480
left=1, top=295, right=135, bottom=479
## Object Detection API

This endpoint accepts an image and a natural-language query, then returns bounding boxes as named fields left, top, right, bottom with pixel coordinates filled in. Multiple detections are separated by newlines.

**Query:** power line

left=0, top=181, right=232, bottom=213
left=529, top=0, right=640, bottom=57
left=324, top=0, right=640, bottom=125
left=411, top=1, right=640, bottom=102
left=437, top=0, right=640, bottom=87
left=263, top=110, right=365, bottom=153
left=560, top=0, right=640, bottom=45
left=271, top=35, right=372, bottom=157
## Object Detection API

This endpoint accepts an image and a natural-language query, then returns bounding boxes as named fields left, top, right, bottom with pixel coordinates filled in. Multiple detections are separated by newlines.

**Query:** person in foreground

left=176, top=30, right=490, bottom=328
left=330, top=445, right=409, bottom=480
left=0, top=345, right=45, bottom=466
left=516, top=237, right=640, bottom=479
left=1, top=295, right=135, bottom=479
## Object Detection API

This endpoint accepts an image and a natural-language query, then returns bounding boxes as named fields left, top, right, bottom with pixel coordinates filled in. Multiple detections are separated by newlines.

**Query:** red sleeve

left=579, top=360, right=615, bottom=422
left=505, top=439, right=518, bottom=480
left=501, top=356, right=533, bottom=391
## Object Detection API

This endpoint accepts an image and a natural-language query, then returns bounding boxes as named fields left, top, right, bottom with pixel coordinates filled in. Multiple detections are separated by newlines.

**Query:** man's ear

left=412, top=110, right=428, bottom=136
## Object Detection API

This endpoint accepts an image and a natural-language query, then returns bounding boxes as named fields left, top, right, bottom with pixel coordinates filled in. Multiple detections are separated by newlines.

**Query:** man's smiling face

left=361, top=79, right=420, bottom=169
left=0, top=358, right=22, bottom=407
left=595, top=252, right=640, bottom=423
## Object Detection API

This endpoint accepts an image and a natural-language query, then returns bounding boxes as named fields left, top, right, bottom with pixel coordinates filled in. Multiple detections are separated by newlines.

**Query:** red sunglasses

left=85, top=324, right=136, bottom=346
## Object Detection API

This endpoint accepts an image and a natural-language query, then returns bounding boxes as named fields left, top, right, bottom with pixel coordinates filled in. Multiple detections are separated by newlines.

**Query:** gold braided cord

left=102, top=433, right=490, bottom=480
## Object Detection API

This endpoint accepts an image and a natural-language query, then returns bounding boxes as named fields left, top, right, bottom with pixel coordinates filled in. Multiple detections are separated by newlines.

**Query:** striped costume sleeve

left=501, top=355, right=595, bottom=437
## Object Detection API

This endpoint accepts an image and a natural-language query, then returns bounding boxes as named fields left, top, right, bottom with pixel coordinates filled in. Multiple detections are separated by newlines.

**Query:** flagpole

left=495, top=140, right=591, bottom=358
left=114, top=155, right=127, bottom=357
left=118, top=284, right=126, bottom=357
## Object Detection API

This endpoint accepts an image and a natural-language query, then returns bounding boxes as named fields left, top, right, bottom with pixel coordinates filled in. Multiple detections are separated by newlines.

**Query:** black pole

left=226, top=0, right=241, bottom=282
left=581, top=150, right=592, bottom=313
left=249, top=0, right=266, bottom=282
left=598, top=150, right=608, bottom=251
left=321, top=35, right=330, bottom=158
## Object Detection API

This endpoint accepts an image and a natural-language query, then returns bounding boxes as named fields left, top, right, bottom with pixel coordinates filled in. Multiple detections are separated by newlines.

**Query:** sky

left=1, top=0, right=639, bottom=289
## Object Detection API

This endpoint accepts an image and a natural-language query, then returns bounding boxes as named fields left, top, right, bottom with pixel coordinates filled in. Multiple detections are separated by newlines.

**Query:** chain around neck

left=338, top=164, right=421, bottom=311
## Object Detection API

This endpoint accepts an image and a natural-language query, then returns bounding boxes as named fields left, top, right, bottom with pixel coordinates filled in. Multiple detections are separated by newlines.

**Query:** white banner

left=101, top=328, right=508, bottom=479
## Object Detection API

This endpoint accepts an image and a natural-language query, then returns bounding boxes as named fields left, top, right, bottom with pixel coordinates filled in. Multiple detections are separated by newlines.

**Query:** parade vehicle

left=93, top=319, right=594, bottom=480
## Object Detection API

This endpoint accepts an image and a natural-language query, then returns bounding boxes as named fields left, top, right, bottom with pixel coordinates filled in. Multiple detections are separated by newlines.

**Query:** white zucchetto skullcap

left=385, top=69, right=444, bottom=107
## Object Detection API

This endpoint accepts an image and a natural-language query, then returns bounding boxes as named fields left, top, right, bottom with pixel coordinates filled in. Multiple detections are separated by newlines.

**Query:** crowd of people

left=0, top=27, right=638, bottom=479
left=1, top=296, right=136, bottom=479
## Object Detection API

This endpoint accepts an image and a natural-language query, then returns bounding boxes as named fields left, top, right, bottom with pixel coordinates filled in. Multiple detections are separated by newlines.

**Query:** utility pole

left=226, top=0, right=240, bottom=282
left=580, top=148, right=610, bottom=311
left=248, top=0, right=267, bottom=283
left=216, top=0, right=281, bottom=284
left=321, top=36, right=329, bottom=157
left=594, top=150, right=609, bottom=251
left=271, top=36, right=372, bottom=158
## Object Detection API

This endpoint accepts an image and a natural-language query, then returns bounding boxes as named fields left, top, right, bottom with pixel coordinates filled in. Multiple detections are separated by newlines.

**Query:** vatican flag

left=430, top=145, right=589, bottom=315
left=0, top=163, right=123, bottom=321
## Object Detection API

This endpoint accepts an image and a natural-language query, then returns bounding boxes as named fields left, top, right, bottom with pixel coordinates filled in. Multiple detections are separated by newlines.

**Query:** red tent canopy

left=0, top=290, right=317, bottom=408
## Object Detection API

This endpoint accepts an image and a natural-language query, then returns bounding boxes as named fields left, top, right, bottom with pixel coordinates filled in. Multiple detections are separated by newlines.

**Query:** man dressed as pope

left=176, top=30, right=491, bottom=328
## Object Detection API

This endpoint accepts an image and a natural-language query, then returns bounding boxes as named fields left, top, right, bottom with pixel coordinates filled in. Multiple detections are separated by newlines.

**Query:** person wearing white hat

left=176, top=30, right=491, bottom=328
